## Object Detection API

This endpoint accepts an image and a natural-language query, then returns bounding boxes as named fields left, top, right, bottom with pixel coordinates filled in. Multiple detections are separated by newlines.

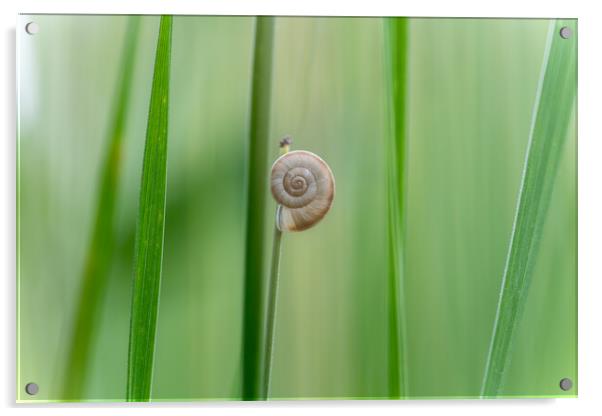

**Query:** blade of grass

left=481, top=19, right=577, bottom=397
left=242, top=16, right=276, bottom=401
left=126, top=15, right=173, bottom=402
left=62, top=16, right=140, bottom=400
left=384, top=16, right=409, bottom=399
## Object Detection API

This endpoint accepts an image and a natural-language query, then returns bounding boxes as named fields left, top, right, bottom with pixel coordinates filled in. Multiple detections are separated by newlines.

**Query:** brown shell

left=270, top=150, right=335, bottom=232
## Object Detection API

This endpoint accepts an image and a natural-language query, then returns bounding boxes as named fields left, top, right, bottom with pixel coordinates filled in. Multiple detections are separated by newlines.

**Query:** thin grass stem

left=262, top=141, right=291, bottom=399
left=263, top=218, right=283, bottom=398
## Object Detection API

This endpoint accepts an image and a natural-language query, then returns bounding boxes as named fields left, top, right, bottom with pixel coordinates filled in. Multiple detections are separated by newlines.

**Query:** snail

left=270, top=150, right=335, bottom=232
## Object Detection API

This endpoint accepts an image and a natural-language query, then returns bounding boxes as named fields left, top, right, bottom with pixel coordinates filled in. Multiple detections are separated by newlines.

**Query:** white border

left=8, top=0, right=585, bottom=17
left=3, top=1, right=601, bottom=415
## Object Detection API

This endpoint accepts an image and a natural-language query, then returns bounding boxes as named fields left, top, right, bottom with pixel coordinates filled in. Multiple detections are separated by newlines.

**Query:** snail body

left=270, top=150, right=335, bottom=232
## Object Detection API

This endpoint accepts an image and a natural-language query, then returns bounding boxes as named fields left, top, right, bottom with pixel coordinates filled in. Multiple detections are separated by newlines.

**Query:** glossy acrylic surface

left=17, top=15, right=577, bottom=402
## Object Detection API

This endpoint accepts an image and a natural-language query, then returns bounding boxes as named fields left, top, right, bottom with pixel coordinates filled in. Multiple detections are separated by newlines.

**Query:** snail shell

left=270, top=150, right=335, bottom=232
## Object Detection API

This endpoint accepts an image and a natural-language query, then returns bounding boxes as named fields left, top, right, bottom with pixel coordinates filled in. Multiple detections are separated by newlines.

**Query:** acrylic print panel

left=17, top=14, right=577, bottom=402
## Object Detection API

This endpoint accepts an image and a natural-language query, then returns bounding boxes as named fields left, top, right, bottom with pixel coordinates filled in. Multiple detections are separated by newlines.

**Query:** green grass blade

left=126, top=15, right=173, bottom=402
left=384, top=17, right=409, bottom=399
left=62, top=16, right=140, bottom=400
left=481, top=19, right=577, bottom=397
left=242, top=16, right=276, bottom=401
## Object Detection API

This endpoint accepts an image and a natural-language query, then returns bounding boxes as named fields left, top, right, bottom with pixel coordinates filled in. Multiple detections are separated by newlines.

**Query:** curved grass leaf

left=62, top=16, right=140, bottom=400
left=242, top=16, right=276, bottom=401
left=481, top=19, right=577, bottom=397
left=126, top=15, right=173, bottom=402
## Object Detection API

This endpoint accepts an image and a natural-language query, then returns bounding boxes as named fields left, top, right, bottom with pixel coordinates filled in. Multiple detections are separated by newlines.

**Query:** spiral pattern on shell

left=270, top=150, right=335, bottom=232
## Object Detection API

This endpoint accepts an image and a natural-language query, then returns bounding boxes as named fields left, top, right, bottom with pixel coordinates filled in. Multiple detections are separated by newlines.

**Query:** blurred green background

left=17, top=15, right=576, bottom=401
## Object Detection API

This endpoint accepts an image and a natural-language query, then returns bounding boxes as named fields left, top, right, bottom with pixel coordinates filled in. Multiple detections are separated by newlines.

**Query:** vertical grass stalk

left=263, top=217, right=282, bottom=399
left=481, top=19, right=577, bottom=397
left=262, top=141, right=290, bottom=398
left=242, top=16, right=276, bottom=401
left=384, top=17, right=409, bottom=398
left=62, top=16, right=140, bottom=400
left=126, top=15, right=173, bottom=402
